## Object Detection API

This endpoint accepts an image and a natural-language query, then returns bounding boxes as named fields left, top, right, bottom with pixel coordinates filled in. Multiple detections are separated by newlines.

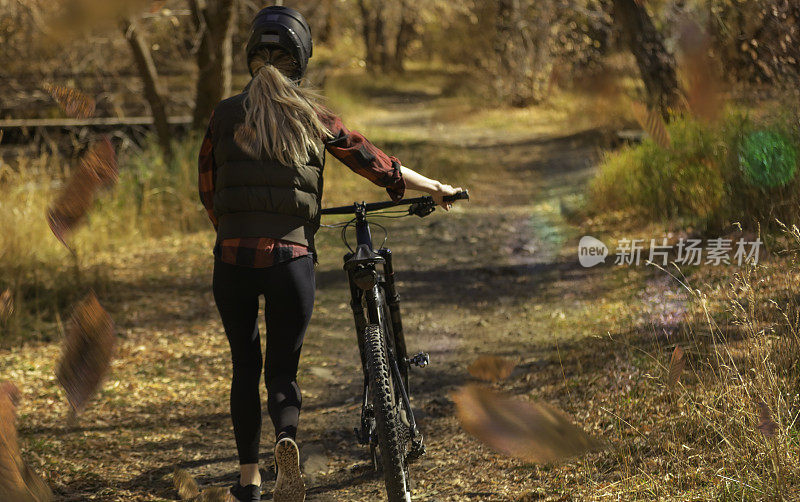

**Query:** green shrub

left=589, top=108, right=800, bottom=230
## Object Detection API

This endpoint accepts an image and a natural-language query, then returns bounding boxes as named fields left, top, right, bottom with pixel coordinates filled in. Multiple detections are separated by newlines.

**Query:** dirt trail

left=6, top=90, right=636, bottom=501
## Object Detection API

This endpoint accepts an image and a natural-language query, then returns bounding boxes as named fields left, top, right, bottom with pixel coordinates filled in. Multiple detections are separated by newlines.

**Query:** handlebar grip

left=442, top=190, right=469, bottom=203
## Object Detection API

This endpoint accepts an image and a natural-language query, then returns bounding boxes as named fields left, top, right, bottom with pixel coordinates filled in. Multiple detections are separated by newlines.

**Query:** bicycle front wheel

left=364, top=323, right=412, bottom=502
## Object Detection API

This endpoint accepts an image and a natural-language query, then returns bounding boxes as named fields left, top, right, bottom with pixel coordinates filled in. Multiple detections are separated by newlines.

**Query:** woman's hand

left=399, top=165, right=465, bottom=211
left=431, top=182, right=464, bottom=211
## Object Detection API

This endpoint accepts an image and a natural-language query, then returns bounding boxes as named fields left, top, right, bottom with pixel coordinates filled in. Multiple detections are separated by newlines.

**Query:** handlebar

left=320, top=190, right=470, bottom=216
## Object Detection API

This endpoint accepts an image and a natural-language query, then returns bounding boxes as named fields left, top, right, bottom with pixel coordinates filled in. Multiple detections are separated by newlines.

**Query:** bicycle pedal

left=406, top=439, right=426, bottom=464
left=406, top=352, right=430, bottom=368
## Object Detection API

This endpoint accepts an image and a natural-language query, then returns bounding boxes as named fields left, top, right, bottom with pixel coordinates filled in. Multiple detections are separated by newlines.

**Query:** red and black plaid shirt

left=198, top=110, right=405, bottom=268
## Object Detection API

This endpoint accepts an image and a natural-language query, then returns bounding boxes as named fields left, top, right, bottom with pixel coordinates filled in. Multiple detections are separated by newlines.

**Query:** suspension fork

left=346, top=264, right=369, bottom=378
left=378, top=248, right=409, bottom=389
left=345, top=253, right=375, bottom=445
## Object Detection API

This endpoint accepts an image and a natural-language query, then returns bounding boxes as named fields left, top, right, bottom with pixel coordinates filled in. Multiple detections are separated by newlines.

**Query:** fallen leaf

left=56, top=291, right=116, bottom=414
left=667, top=346, right=685, bottom=390
left=467, top=356, right=516, bottom=382
left=173, top=468, right=200, bottom=500
left=452, top=385, right=605, bottom=464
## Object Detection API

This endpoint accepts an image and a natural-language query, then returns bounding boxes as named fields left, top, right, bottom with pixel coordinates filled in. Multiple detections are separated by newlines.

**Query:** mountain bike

left=320, top=190, right=469, bottom=502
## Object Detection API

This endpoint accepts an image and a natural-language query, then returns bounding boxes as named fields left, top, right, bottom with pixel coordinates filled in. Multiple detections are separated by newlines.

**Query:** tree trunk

left=357, top=0, right=375, bottom=70
left=319, top=0, right=335, bottom=44
left=494, top=0, right=535, bottom=106
left=374, top=0, right=388, bottom=71
left=612, top=0, right=682, bottom=118
left=392, top=0, right=416, bottom=73
left=358, top=0, right=388, bottom=73
left=191, top=0, right=237, bottom=130
left=121, top=18, right=173, bottom=161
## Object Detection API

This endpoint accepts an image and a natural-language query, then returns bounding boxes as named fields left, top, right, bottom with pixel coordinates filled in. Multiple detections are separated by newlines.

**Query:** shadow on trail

left=22, top=410, right=229, bottom=435
left=315, top=259, right=622, bottom=310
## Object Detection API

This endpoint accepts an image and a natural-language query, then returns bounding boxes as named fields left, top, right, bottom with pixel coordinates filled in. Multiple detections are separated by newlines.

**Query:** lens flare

left=739, top=129, right=798, bottom=188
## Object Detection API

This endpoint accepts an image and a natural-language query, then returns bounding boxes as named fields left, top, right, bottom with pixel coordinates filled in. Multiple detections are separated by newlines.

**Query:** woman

left=198, top=6, right=463, bottom=502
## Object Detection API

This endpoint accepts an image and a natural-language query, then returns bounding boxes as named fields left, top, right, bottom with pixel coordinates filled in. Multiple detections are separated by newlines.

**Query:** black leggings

left=213, top=255, right=315, bottom=465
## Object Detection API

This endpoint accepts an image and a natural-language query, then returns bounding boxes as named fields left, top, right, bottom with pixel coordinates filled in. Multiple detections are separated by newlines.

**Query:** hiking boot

left=273, top=437, right=305, bottom=502
left=229, top=477, right=261, bottom=502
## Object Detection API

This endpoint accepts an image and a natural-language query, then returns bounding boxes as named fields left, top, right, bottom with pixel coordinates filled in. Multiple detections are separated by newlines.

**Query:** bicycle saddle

left=344, top=244, right=385, bottom=271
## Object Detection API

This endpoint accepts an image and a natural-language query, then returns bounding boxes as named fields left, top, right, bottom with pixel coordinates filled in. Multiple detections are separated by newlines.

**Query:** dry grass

left=575, top=229, right=800, bottom=500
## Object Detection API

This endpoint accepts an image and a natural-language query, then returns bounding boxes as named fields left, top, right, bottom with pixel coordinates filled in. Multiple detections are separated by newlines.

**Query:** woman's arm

left=319, top=113, right=465, bottom=209
left=399, top=165, right=463, bottom=211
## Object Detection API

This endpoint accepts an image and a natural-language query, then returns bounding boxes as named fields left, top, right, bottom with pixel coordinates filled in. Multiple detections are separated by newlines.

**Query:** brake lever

left=408, top=201, right=436, bottom=218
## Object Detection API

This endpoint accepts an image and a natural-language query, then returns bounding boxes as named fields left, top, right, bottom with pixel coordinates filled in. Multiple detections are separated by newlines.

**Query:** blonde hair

left=243, top=48, right=332, bottom=167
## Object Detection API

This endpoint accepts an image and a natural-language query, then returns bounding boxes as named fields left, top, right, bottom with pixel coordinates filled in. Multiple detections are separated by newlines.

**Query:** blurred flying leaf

left=631, top=102, right=671, bottom=149
left=0, top=383, right=20, bottom=408
left=0, top=382, right=25, bottom=500
left=56, top=291, right=116, bottom=414
left=468, top=356, right=516, bottom=382
left=42, top=84, right=96, bottom=119
left=0, top=289, right=13, bottom=323
left=46, top=180, right=94, bottom=247
left=667, top=346, right=685, bottom=390
left=676, top=19, right=724, bottom=123
left=452, top=385, right=605, bottom=463
left=82, top=136, right=119, bottom=188
left=47, top=136, right=118, bottom=246
left=234, top=124, right=260, bottom=158
left=0, top=383, right=53, bottom=502
left=757, top=400, right=779, bottom=438
left=18, top=465, right=53, bottom=502
left=173, top=468, right=200, bottom=500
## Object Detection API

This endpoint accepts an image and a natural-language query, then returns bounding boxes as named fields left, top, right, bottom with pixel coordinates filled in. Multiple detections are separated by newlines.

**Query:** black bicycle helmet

left=245, top=5, right=313, bottom=81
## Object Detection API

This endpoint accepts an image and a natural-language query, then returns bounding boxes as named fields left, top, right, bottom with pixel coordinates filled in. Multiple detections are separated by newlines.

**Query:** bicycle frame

left=343, top=203, right=420, bottom=451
